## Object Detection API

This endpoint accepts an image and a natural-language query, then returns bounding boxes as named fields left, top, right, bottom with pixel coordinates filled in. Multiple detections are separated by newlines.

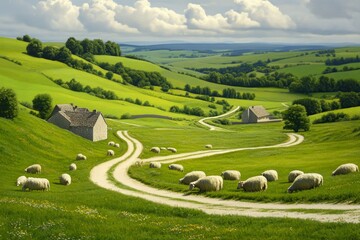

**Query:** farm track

left=90, top=131, right=360, bottom=223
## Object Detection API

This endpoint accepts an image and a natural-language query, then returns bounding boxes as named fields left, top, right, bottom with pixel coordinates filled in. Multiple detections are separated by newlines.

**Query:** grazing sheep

left=221, top=170, right=241, bottom=180
left=69, top=163, right=77, bottom=171
left=22, top=177, right=50, bottom=191
left=288, top=170, right=304, bottom=182
left=189, top=176, right=223, bottom=192
left=205, top=144, right=213, bottom=149
left=237, top=176, right=268, bottom=192
left=179, top=171, right=206, bottom=185
left=150, top=147, right=161, bottom=154
left=168, top=164, right=184, bottom=172
left=59, top=173, right=71, bottom=186
left=261, top=170, right=278, bottom=182
left=24, top=164, right=41, bottom=174
left=115, top=143, right=120, bottom=148
left=16, top=176, right=27, bottom=186
left=108, top=141, right=115, bottom=146
left=149, top=162, right=161, bottom=169
left=76, top=154, right=87, bottom=160
left=332, top=163, right=359, bottom=176
left=167, top=147, right=177, bottom=153
left=134, top=160, right=144, bottom=167
left=287, top=173, right=323, bottom=193
left=107, top=150, right=115, bottom=156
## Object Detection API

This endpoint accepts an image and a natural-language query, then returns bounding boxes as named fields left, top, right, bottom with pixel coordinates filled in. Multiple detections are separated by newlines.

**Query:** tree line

left=184, top=84, right=255, bottom=100
left=325, top=56, right=360, bottom=66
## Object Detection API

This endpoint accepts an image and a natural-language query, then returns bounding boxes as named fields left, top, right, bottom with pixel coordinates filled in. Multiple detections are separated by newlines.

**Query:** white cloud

left=235, top=0, right=296, bottom=29
left=225, top=10, right=260, bottom=29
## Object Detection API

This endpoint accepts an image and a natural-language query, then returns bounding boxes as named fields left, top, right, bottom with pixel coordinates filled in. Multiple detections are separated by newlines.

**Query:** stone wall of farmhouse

left=241, top=109, right=258, bottom=123
left=70, top=126, right=93, bottom=141
left=48, top=112, right=71, bottom=130
left=92, top=116, right=108, bottom=142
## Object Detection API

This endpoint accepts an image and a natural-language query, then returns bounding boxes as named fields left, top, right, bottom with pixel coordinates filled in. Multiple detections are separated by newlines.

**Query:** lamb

left=107, top=150, right=115, bottom=156
left=115, top=143, right=120, bottom=148
left=287, top=173, right=323, bottom=193
left=25, top=164, right=41, bottom=174
left=167, top=147, right=177, bottom=153
left=69, top=163, right=77, bottom=171
left=76, top=153, right=87, bottom=160
left=261, top=170, right=278, bottom=182
left=189, top=176, right=223, bottom=192
left=288, top=170, right=304, bottom=182
left=59, top=173, right=71, bottom=186
left=221, top=170, right=241, bottom=180
left=22, top=177, right=50, bottom=191
left=332, top=163, right=359, bottom=176
left=108, top=141, right=115, bottom=146
left=205, top=144, right=213, bottom=149
left=179, top=171, right=206, bottom=185
left=168, top=164, right=184, bottom=172
left=237, top=176, right=268, bottom=192
left=149, top=162, right=161, bottom=169
left=16, top=176, right=27, bottom=186
left=150, top=147, right=161, bottom=154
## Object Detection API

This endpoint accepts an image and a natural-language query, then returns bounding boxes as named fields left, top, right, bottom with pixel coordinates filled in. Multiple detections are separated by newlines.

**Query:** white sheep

left=179, top=171, right=206, bottom=185
left=205, top=144, right=213, bottom=149
left=287, top=173, right=323, bottom=193
left=16, top=176, right=27, bottom=186
left=332, top=163, right=359, bottom=176
left=25, top=164, right=41, bottom=174
left=108, top=141, right=115, bottom=146
left=150, top=147, right=161, bottom=154
left=237, top=176, right=268, bottom=192
left=22, top=177, right=50, bottom=191
left=76, top=153, right=87, bottom=160
left=189, top=176, right=223, bottom=192
left=107, top=150, right=115, bottom=156
left=69, top=163, right=77, bottom=171
left=168, top=164, right=184, bottom=172
left=149, top=162, right=161, bottom=169
left=221, top=170, right=241, bottom=180
left=288, top=170, right=304, bottom=182
left=59, top=173, right=71, bottom=186
left=115, top=143, right=120, bottom=148
left=167, top=147, right=177, bottom=153
left=261, top=170, right=278, bottom=182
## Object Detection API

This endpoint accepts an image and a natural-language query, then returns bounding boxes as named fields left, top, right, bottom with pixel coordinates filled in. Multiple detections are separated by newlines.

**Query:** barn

left=241, top=106, right=271, bottom=123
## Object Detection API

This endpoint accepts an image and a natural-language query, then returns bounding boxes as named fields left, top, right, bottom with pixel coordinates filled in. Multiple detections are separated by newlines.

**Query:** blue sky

left=1, top=0, right=359, bottom=43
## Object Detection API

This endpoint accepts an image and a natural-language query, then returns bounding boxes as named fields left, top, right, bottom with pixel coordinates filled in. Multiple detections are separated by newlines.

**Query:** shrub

left=121, top=113, right=132, bottom=119
left=0, top=88, right=18, bottom=119
left=313, top=112, right=350, bottom=124
left=32, top=94, right=52, bottom=119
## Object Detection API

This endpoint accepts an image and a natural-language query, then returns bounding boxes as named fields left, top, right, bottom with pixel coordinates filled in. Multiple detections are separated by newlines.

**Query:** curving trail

left=198, top=106, right=240, bottom=131
left=90, top=131, right=360, bottom=223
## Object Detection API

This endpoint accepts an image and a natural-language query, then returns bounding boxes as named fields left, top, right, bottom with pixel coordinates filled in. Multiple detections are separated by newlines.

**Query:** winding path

left=90, top=131, right=360, bottom=223
left=198, top=106, right=240, bottom=130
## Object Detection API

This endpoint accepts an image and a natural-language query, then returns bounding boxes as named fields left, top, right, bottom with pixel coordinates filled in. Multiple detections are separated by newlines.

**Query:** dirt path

left=198, top=106, right=240, bottom=131
left=90, top=131, right=360, bottom=223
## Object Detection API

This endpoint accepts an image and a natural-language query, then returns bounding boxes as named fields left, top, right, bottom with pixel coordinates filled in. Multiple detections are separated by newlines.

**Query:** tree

left=26, top=39, right=43, bottom=57
left=56, top=47, right=72, bottom=63
left=106, top=71, right=114, bottom=80
left=282, top=104, right=310, bottom=132
left=32, top=94, right=52, bottom=119
left=22, top=34, right=32, bottom=42
left=0, top=88, right=18, bottom=119
left=42, top=46, right=59, bottom=60
left=338, top=92, right=360, bottom=108
left=293, top=98, right=322, bottom=115
left=65, top=37, right=83, bottom=55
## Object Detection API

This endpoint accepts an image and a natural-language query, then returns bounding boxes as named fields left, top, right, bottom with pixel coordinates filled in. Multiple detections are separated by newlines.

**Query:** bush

left=293, top=98, right=322, bottom=115
left=313, top=112, right=350, bottom=124
left=121, top=113, right=132, bottom=119
left=32, top=94, right=52, bottom=119
left=0, top=88, right=18, bottom=119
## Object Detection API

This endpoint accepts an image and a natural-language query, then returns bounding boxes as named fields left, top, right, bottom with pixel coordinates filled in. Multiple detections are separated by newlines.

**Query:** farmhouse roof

left=249, top=106, right=270, bottom=118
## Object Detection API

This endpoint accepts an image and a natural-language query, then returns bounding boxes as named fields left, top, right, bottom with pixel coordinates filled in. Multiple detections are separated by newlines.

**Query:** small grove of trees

left=313, top=112, right=360, bottom=124
left=32, top=94, right=52, bottom=119
left=325, top=56, right=360, bottom=66
left=282, top=104, right=310, bottom=132
left=338, top=92, right=360, bottom=108
left=65, top=37, right=121, bottom=57
left=169, top=105, right=205, bottom=117
left=292, top=98, right=340, bottom=116
left=0, top=87, right=18, bottom=119
left=184, top=84, right=255, bottom=100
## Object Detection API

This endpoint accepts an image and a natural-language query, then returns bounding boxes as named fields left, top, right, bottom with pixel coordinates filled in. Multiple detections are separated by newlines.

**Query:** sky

left=0, top=0, right=359, bottom=44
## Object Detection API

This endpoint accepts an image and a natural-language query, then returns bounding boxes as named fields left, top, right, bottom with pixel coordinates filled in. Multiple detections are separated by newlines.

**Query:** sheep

left=115, top=143, right=120, bottom=148
left=107, top=150, right=115, bottom=156
left=168, top=164, right=184, bottom=172
left=16, top=176, right=27, bottom=186
left=287, top=173, right=323, bottom=193
left=149, top=162, right=161, bottom=169
left=22, top=177, right=50, bottom=191
left=221, top=170, right=241, bottom=180
left=108, top=141, right=115, bottom=146
left=76, top=154, right=87, bottom=160
left=150, top=147, right=161, bottom=154
left=69, top=163, right=77, bottom=171
left=24, top=164, right=41, bottom=174
left=205, top=144, right=213, bottom=149
left=179, top=171, right=206, bottom=185
left=59, top=173, right=71, bottom=186
left=261, top=170, right=278, bottom=182
left=237, top=176, right=268, bottom=192
left=167, top=147, right=177, bottom=153
left=332, top=163, right=359, bottom=176
left=288, top=170, right=304, bottom=182
left=189, top=176, right=223, bottom=192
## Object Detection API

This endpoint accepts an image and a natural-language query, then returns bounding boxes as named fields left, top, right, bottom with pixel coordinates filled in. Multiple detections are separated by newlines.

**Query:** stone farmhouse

left=241, top=106, right=273, bottom=123
left=48, top=104, right=107, bottom=142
